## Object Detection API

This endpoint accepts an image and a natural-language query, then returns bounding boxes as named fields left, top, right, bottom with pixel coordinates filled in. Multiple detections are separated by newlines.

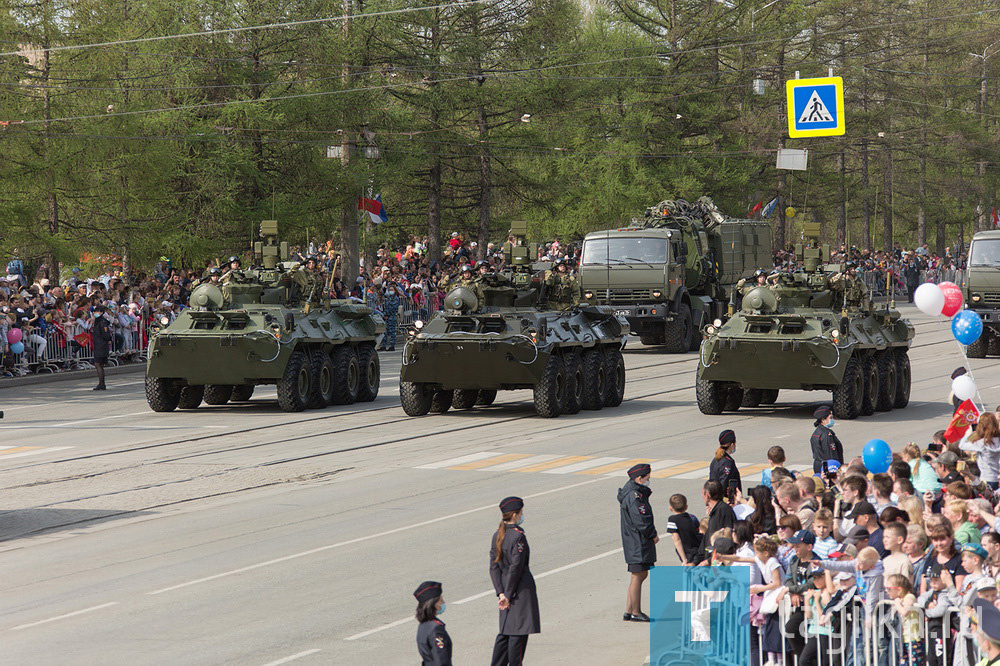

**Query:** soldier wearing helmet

left=544, top=258, right=580, bottom=311
left=440, top=263, right=485, bottom=309
left=829, top=260, right=868, bottom=308
left=735, top=268, right=770, bottom=295
left=221, top=256, right=245, bottom=284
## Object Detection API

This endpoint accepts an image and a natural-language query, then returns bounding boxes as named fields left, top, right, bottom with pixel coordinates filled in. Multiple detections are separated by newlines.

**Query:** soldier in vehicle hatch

left=221, top=256, right=246, bottom=284
left=829, top=261, right=868, bottom=307
left=441, top=264, right=485, bottom=306
left=735, top=269, right=769, bottom=295
left=544, top=258, right=580, bottom=311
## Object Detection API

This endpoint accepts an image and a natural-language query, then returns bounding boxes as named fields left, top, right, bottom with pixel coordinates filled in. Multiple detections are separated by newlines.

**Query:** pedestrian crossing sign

left=786, top=77, right=845, bottom=138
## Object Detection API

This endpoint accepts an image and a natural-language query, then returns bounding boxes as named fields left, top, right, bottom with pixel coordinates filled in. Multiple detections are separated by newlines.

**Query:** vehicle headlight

left=414, top=319, right=424, bottom=330
left=831, top=329, right=840, bottom=339
left=160, top=315, right=170, bottom=325
left=706, top=325, right=717, bottom=335
left=652, top=290, right=663, bottom=299
left=584, top=290, right=594, bottom=299
left=972, top=293, right=982, bottom=303
left=713, top=318, right=722, bottom=327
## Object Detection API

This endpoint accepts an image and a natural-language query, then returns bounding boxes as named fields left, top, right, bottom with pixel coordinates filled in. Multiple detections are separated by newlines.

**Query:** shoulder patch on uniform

left=435, top=636, right=445, bottom=649
left=633, top=491, right=641, bottom=499
left=638, top=504, right=647, bottom=514
left=516, top=540, right=525, bottom=553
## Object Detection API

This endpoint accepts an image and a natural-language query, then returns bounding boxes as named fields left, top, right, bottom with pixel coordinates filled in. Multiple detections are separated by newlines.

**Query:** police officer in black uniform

left=974, top=597, right=1000, bottom=666
left=414, top=580, right=452, bottom=666
left=810, top=405, right=844, bottom=473
left=617, top=462, right=657, bottom=622
left=709, top=429, right=742, bottom=497
left=489, top=496, right=540, bottom=666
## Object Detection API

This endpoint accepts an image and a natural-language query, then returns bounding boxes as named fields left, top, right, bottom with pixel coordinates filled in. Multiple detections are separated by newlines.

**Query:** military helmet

left=753, top=269, right=766, bottom=278
left=475, top=260, right=489, bottom=270
left=209, top=267, right=221, bottom=275
left=305, top=255, right=318, bottom=265
left=460, top=264, right=473, bottom=274
left=554, top=257, right=568, bottom=268
left=844, top=260, right=857, bottom=271
left=228, top=255, right=241, bottom=265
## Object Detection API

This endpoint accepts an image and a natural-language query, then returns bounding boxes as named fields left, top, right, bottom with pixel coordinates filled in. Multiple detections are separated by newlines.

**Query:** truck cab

left=963, top=230, right=1000, bottom=357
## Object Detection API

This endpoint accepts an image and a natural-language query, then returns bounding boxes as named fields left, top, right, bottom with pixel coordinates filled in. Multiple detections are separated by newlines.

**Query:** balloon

left=938, top=282, right=964, bottom=317
left=952, top=374, right=978, bottom=401
left=914, top=283, right=945, bottom=316
left=952, top=310, right=984, bottom=346
left=862, top=439, right=893, bottom=474
left=6, top=327, right=21, bottom=344
left=9, top=341, right=24, bottom=355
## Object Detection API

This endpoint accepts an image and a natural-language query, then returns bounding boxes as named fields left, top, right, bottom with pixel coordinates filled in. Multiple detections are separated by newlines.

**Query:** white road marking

left=542, top=456, right=623, bottom=474
left=416, top=452, right=499, bottom=469
left=344, top=547, right=623, bottom=641
left=0, top=447, right=72, bottom=460
left=671, top=466, right=711, bottom=480
left=10, top=602, right=119, bottom=631
left=775, top=434, right=792, bottom=439
left=261, top=649, right=321, bottom=665
left=148, top=477, right=607, bottom=596
left=481, top=454, right=561, bottom=471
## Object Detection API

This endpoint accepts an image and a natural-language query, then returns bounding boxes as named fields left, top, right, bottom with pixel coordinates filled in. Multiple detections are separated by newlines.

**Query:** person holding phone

left=709, top=429, right=742, bottom=498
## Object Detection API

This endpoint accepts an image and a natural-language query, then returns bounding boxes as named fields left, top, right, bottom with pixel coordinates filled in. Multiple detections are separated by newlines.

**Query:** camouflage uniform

left=441, top=271, right=485, bottom=308
left=829, top=272, right=867, bottom=306
left=544, top=271, right=580, bottom=311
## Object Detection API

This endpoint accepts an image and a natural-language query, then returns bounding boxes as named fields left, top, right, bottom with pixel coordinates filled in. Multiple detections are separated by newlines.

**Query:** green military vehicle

left=398, top=222, right=630, bottom=418
left=963, top=230, right=1000, bottom=357
left=696, top=223, right=914, bottom=419
left=145, top=220, right=384, bottom=412
left=579, top=198, right=772, bottom=353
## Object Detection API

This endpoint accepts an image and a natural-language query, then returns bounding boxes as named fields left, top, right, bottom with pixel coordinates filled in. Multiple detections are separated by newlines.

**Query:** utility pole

left=339, top=0, right=359, bottom=283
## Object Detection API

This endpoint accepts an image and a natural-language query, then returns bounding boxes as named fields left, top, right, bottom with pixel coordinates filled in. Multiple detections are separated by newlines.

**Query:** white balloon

left=914, top=283, right=945, bottom=316
left=953, top=375, right=978, bottom=401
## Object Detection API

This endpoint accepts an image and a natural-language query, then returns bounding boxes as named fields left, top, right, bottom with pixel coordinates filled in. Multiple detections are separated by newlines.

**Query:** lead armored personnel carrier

left=399, top=222, right=629, bottom=418
left=145, top=220, right=384, bottom=412
left=696, top=223, right=914, bottom=419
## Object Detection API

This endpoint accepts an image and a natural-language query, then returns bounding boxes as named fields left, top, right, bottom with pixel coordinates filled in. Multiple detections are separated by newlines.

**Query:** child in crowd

left=776, top=515, right=801, bottom=570
left=811, top=509, right=839, bottom=559
left=887, top=574, right=924, bottom=666
left=666, top=493, right=700, bottom=566
left=882, top=522, right=914, bottom=581
left=761, top=446, right=786, bottom=490
left=917, top=563, right=960, bottom=666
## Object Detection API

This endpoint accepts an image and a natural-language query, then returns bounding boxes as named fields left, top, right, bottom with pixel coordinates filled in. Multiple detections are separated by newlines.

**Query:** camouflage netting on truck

left=642, top=197, right=727, bottom=231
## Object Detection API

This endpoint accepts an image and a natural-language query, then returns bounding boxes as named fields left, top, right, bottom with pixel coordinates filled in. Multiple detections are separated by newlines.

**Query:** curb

left=0, top=362, right=146, bottom=390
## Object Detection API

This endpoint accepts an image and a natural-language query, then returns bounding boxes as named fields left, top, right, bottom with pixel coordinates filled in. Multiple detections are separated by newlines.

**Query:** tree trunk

left=861, top=138, right=871, bottom=251
left=882, top=143, right=893, bottom=252
left=837, top=145, right=846, bottom=247
left=477, top=103, right=491, bottom=260
left=428, top=158, right=442, bottom=264
left=42, top=32, right=58, bottom=273
left=339, top=0, right=359, bottom=282
left=773, top=46, right=786, bottom=253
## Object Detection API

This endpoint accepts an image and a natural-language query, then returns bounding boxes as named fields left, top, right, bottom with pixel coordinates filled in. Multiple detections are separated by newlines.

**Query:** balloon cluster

left=6, top=328, right=23, bottom=355
left=914, top=282, right=983, bottom=346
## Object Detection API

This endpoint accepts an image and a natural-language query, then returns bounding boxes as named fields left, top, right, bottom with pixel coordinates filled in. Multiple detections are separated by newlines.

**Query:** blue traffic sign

left=786, top=77, right=845, bottom=138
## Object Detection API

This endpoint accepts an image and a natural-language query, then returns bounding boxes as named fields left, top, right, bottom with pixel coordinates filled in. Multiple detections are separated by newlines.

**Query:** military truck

left=696, top=223, right=914, bottom=419
left=398, top=221, right=630, bottom=418
left=579, top=198, right=772, bottom=353
left=963, top=230, right=1000, bottom=357
left=145, top=220, right=385, bottom=413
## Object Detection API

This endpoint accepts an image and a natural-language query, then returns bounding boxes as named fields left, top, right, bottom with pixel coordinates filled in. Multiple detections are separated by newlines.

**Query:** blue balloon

left=952, top=310, right=984, bottom=346
left=9, top=341, right=24, bottom=355
left=862, top=438, right=892, bottom=474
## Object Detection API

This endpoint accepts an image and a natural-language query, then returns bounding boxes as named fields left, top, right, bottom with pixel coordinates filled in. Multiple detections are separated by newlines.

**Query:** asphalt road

left=0, top=305, right=995, bottom=665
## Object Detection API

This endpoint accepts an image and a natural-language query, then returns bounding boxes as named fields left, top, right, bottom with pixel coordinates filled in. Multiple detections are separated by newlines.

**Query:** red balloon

left=939, top=281, right=963, bottom=317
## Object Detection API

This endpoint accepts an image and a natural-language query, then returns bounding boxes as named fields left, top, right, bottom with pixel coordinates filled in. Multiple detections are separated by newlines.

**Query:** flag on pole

left=761, top=197, right=779, bottom=218
left=750, top=201, right=764, bottom=217
left=944, top=399, right=981, bottom=443
left=992, top=207, right=999, bottom=228
left=358, top=194, right=389, bottom=225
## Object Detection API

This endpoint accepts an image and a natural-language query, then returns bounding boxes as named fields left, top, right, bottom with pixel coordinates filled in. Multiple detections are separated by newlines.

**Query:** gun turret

left=795, top=222, right=829, bottom=273
left=254, top=219, right=289, bottom=269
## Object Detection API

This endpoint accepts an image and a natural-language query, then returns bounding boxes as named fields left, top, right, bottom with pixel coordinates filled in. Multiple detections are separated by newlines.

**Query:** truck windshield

left=582, top=238, right=668, bottom=265
left=970, top=239, right=1000, bottom=266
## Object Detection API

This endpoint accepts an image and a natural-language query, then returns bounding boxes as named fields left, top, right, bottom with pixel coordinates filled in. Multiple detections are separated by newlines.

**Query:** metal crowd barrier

left=2, top=319, right=149, bottom=376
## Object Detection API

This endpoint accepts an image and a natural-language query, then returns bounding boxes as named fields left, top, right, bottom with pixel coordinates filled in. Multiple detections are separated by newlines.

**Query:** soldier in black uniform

left=617, top=462, right=657, bottom=622
left=709, top=429, right=742, bottom=497
left=414, top=580, right=452, bottom=666
left=489, top=496, right=540, bottom=666
left=810, top=405, right=844, bottom=473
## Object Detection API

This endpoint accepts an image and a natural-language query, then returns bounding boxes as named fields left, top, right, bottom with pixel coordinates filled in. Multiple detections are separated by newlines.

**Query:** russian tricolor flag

left=358, top=194, right=389, bottom=225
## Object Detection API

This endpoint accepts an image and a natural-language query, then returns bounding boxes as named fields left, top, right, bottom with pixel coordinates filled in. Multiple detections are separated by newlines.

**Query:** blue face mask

left=828, top=418, right=836, bottom=428
left=437, top=602, right=446, bottom=615
left=516, top=513, right=524, bottom=526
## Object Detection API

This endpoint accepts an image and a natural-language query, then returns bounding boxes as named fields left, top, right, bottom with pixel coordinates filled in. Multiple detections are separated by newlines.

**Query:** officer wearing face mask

left=414, top=581, right=452, bottom=666
left=810, top=405, right=843, bottom=474
left=618, top=463, right=658, bottom=622
left=489, top=496, right=540, bottom=666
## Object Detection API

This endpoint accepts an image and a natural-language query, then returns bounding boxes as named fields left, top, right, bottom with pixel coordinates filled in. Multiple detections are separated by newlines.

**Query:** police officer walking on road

left=618, top=463, right=658, bottom=622
left=489, top=496, right=540, bottom=666
left=810, top=405, right=844, bottom=473
left=414, top=581, right=452, bottom=666
left=709, top=429, right=742, bottom=496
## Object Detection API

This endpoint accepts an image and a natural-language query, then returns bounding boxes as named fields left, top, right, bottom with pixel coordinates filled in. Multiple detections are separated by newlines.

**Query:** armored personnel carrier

left=145, top=220, right=384, bottom=412
left=398, top=222, right=629, bottom=418
left=696, top=223, right=914, bottom=420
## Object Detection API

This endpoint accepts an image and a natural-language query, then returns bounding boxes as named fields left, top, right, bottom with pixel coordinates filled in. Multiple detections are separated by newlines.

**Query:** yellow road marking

left=448, top=453, right=532, bottom=471
left=738, top=463, right=771, bottom=476
left=578, top=458, right=656, bottom=476
left=0, top=446, right=40, bottom=455
left=515, top=456, right=593, bottom=473
left=651, top=461, right=709, bottom=479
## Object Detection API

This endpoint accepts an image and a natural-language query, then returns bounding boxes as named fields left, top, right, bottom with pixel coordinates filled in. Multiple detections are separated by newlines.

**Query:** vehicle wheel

left=356, top=343, right=380, bottom=402
left=308, top=351, right=336, bottom=408
left=875, top=350, right=897, bottom=412
left=760, top=389, right=779, bottom=405
left=231, top=385, right=255, bottom=401
left=689, top=315, right=703, bottom=352
left=203, top=384, right=234, bottom=405
left=277, top=350, right=311, bottom=412
left=893, top=349, right=911, bottom=409
left=741, top=388, right=763, bottom=408
left=534, top=354, right=566, bottom=418
left=400, top=382, right=432, bottom=416
left=146, top=377, right=180, bottom=412
left=603, top=348, right=626, bottom=407
left=429, top=389, right=453, bottom=413
left=639, top=335, right=658, bottom=346
left=453, top=389, right=480, bottom=410
left=696, top=378, right=726, bottom=415
left=724, top=387, right=744, bottom=412
left=563, top=353, right=584, bottom=414
left=832, top=355, right=863, bottom=420
left=968, top=328, right=989, bottom=359
left=663, top=303, right=693, bottom=354
left=860, top=355, right=879, bottom=416
left=178, top=385, right=205, bottom=409
left=330, top=345, right=360, bottom=405
left=476, top=389, right=498, bottom=406
left=580, top=347, right=607, bottom=410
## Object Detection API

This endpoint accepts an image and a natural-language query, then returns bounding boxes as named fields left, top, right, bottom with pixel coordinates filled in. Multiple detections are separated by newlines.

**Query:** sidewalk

left=0, top=361, right=145, bottom=390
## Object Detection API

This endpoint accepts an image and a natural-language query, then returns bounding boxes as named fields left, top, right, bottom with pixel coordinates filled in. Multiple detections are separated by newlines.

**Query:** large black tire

left=476, top=390, right=497, bottom=406
left=356, top=343, right=380, bottom=402
left=330, top=345, right=360, bottom=405
left=563, top=353, right=583, bottom=415
left=453, top=389, right=480, bottom=410
left=760, top=389, right=779, bottom=405
left=696, top=378, right=726, bottom=415
left=203, top=384, right=234, bottom=405
left=146, top=377, right=180, bottom=412
left=231, top=385, right=255, bottom=401
left=893, top=349, right=911, bottom=409
left=663, top=303, right=693, bottom=354
left=277, top=350, right=311, bottom=412
left=178, top=385, right=205, bottom=409
left=603, top=348, right=626, bottom=407
left=968, top=328, right=989, bottom=359
left=534, top=354, right=566, bottom=418
left=860, top=355, right=879, bottom=416
left=833, top=355, right=863, bottom=420
left=724, top=387, right=744, bottom=412
left=308, top=351, right=336, bottom=409
left=580, top=348, right=607, bottom=410
left=639, top=334, right=661, bottom=346
left=400, top=381, right=432, bottom=416
left=429, top=389, right=453, bottom=413
left=875, top=350, right=897, bottom=412
left=741, top=388, right=763, bottom=408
